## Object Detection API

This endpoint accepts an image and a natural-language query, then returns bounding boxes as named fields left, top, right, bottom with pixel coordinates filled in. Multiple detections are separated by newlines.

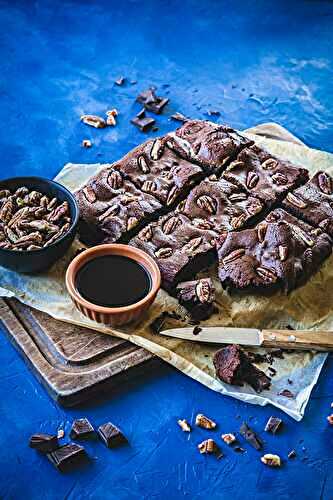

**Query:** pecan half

left=182, top=236, right=202, bottom=253
left=192, top=218, right=214, bottom=230
left=108, top=170, right=123, bottom=190
left=222, top=248, right=245, bottom=265
left=256, top=266, right=277, bottom=282
left=271, top=172, right=288, bottom=185
left=196, top=279, right=212, bottom=303
left=98, top=204, right=120, bottom=221
left=246, top=171, right=259, bottom=189
left=278, top=245, right=288, bottom=261
left=138, top=155, right=150, bottom=174
left=197, top=195, right=217, bottom=214
left=141, top=180, right=157, bottom=194
left=177, top=419, right=191, bottom=433
left=83, top=186, right=97, bottom=203
left=138, top=225, right=153, bottom=242
left=80, top=114, right=107, bottom=128
left=166, top=185, right=180, bottom=206
left=292, top=226, right=314, bottom=247
left=150, top=138, right=164, bottom=160
left=229, top=192, right=248, bottom=202
left=318, top=172, right=332, bottom=194
left=163, top=216, right=180, bottom=234
left=261, top=158, right=278, bottom=170
left=230, top=214, right=246, bottom=229
left=0, top=199, right=14, bottom=223
left=155, top=247, right=173, bottom=259
left=47, top=202, right=69, bottom=223
left=286, top=193, right=307, bottom=209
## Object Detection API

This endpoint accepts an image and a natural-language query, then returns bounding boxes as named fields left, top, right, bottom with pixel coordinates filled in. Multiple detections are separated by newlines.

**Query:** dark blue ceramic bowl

left=0, top=176, right=79, bottom=273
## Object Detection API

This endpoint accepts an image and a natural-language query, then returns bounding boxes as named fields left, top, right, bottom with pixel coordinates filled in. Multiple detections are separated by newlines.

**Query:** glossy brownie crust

left=216, top=208, right=332, bottom=293
left=282, top=171, right=333, bottom=236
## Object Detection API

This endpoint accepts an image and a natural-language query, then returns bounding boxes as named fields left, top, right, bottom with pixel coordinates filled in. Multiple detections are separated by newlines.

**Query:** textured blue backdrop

left=1, top=1, right=333, bottom=498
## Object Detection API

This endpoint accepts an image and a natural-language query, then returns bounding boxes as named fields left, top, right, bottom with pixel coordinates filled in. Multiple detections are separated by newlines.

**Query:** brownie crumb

left=278, top=389, right=295, bottom=399
left=268, top=366, right=277, bottom=377
left=193, top=326, right=202, bottom=335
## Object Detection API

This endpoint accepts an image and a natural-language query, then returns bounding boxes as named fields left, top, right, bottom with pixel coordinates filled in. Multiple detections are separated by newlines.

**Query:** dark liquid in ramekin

left=75, top=255, right=151, bottom=308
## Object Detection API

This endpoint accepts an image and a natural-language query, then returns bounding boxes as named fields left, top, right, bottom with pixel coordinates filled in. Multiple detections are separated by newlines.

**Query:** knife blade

left=160, top=327, right=262, bottom=345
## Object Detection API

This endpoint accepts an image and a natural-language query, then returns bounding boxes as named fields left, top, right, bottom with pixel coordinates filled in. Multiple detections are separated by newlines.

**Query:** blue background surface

left=1, top=0, right=333, bottom=498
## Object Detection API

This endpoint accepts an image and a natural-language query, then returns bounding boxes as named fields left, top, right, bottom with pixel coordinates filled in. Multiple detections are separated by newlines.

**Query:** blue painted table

left=1, top=1, right=333, bottom=498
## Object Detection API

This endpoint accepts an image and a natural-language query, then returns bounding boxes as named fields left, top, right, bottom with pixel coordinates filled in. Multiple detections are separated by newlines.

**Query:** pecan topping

left=83, top=186, right=97, bottom=203
left=222, top=248, right=245, bottom=265
left=0, top=199, right=14, bottom=223
left=318, top=172, right=332, bottom=194
left=166, top=185, right=180, bottom=206
left=246, top=171, right=259, bottom=189
left=192, top=218, right=214, bottom=230
left=138, top=225, right=153, bottom=242
left=138, top=155, right=150, bottom=174
left=106, top=109, right=118, bottom=126
left=182, top=236, right=203, bottom=253
left=108, top=170, right=123, bottom=190
left=195, top=414, right=216, bottom=429
left=177, top=419, right=191, bottom=433
left=292, top=226, right=314, bottom=247
left=196, top=279, right=212, bottom=303
left=150, top=138, right=164, bottom=160
left=261, top=454, right=281, bottom=467
left=229, top=192, right=248, bottom=202
left=271, top=172, right=288, bottom=185
left=127, top=217, right=139, bottom=231
left=47, top=197, right=57, bottom=211
left=196, top=195, right=217, bottom=214
left=230, top=214, right=246, bottom=229
left=155, top=247, right=173, bottom=259
left=261, top=158, right=278, bottom=170
left=256, top=266, right=277, bottom=282
left=222, top=433, right=236, bottom=445
left=98, top=204, right=120, bottom=221
left=80, top=114, right=107, bottom=128
left=121, top=193, right=139, bottom=204
left=286, top=193, right=307, bottom=209
left=175, top=199, right=186, bottom=213
left=278, top=245, right=288, bottom=261
left=141, top=180, right=157, bottom=194
left=198, top=439, right=218, bottom=455
left=163, top=216, right=180, bottom=234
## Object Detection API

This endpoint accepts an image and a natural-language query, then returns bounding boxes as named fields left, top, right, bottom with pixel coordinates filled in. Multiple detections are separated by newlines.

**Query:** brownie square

left=117, top=137, right=205, bottom=207
left=176, top=277, right=215, bottom=321
left=130, top=213, right=218, bottom=290
left=282, top=171, right=333, bottom=236
left=75, top=167, right=162, bottom=245
left=223, top=145, right=309, bottom=206
left=216, top=208, right=332, bottom=293
left=166, top=119, right=253, bottom=172
left=178, top=176, right=265, bottom=234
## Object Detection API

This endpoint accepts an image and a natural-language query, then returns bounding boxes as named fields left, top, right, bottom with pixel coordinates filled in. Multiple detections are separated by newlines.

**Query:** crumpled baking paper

left=1, top=123, right=333, bottom=421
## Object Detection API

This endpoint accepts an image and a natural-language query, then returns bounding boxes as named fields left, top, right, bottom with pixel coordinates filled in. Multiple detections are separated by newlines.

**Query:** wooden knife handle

left=261, top=329, right=333, bottom=351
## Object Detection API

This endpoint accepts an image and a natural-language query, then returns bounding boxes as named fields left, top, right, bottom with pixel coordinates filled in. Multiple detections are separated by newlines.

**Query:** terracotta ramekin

left=65, top=244, right=161, bottom=327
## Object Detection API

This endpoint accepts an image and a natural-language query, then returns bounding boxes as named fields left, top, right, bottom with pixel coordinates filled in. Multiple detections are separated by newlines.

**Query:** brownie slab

left=130, top=213, right=217, bottom=290
left=223, top=145, right=309, bottom=206
left=216, top=208, right=332, bottom=293
left=178, top=175, right=265, bottom=234
left=117, top=137, right=205, bottom=207
left=167, top=119, right=253, bottom=172
left=282, top=171, right=333, bottom=236
left=176, top=277, right=215, bottom=321
left=75, top=167, right=162, bottom=245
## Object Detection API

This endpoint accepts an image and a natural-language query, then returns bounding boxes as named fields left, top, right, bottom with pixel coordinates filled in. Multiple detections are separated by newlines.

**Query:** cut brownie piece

left=130, top=213, right=217, bottom=290
left=178, top=175, right=265, bottom=234
left=213, top=344, right=271, bottom=393
left=224, top=145, right=309, bottom=206
left=282, top=171, right=333, bottom=236
left=176, top=277, right=215, bottom=321
left=117, top=137, right=205, bottom=207
left=75, top=167, right=162, bottom=245
left=167, top=119, right=253, bottom=172
left=216, top=208, right=332, bottom=293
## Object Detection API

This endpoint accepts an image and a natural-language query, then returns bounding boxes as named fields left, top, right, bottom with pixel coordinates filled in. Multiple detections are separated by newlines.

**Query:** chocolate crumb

left=287, top=379, right=293, bottom=385
left=268, top=367, right=277, bottom=377
left=278, top=389, right=294, bottom=399
left=234, top=446, right=246, bottom=453
left=193, top=326, right=202, bottom=336
left=288, top=449, right=297, bottom=459
left=207, top=110, right=221, bottom=116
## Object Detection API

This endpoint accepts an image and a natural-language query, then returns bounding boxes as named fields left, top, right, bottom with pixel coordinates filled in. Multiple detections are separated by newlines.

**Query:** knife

left=160, top=326, right=333, bottom=351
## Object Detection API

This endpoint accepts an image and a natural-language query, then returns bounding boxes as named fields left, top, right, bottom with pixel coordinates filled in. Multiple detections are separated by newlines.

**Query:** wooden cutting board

left=0, top=298, right=159, bottom=406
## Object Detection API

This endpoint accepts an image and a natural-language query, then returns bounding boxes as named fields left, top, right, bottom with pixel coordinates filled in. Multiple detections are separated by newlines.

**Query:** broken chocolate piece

left=70, top=418, right=95, bottom=440
left=98, top=422, right=127, bottom=448
left=131, top=110, right=156, bottom=132
left=206, top=110, right=221, bottom=116
left=278, top=389, right=294, bottom=399
left=265, top=416, right=282, bottom=434
left=176, top=278, right=215, bottom=321
left=47, top=443, right=87, bottom=472
left=213, top=344, right=271, bottom=393
left=136, top=87, right=169, bottom=114
left=268, top=367, right=277, bottom=377
left=240, top=423, right=263, bottom=450
left=171, top=112, right=189, bottom=123
left=29, top=433, right=59, bottom=453
left=288, top=449, right=297, bottom=459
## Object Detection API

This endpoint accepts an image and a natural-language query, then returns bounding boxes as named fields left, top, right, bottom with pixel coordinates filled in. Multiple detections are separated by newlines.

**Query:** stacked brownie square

left=75, top=119, right=333, bottom=297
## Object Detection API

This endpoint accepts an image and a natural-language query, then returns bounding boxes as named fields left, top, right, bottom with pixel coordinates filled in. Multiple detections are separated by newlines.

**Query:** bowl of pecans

left=0, top=177, right=79, bottom=273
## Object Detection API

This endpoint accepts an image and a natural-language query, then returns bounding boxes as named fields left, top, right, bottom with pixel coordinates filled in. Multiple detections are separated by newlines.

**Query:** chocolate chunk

left=136, top=87, right=169, bottom=114
left=70, top=418, right=95, bottom=440
left=265, top=416, right=282, bottom=434
left=29, top=433, right=59, bottom=453
left=207, top=110, right=221, bottom=116
left=234, top=446, right=246, bottom=453
left=213, top=344, right=271, bottom=393
left=193, top=325, right=202, bottom=335
left=240, top=423, right=263, bottom=450
left=278, top=389, right=295, bottom=398
left=98, top=422, right=127, bottom=448
left=131, top=110, right=156, bottom=132
left=288, top=449, right=297, bottom=459
left=115, top=76, right=125, bottom=86
left=171, top=112, right=189, bottom=123
left=47, top=443, right=87, bottom=472
left=176, top=278, right=215, bottom=321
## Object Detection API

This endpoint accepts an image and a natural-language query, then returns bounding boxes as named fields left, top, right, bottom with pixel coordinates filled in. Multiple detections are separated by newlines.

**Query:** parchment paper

left=1, top=123, right=333, bottom=421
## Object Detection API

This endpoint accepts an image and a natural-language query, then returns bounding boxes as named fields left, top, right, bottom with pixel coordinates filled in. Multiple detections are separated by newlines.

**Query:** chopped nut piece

left=221, top=433, right=236, bottom=445
left=57, top=429, right=65, bottom=439
left=195, top=413, right=216, bottom=430
left=198, top=438, right=219, bottom=455
left=261, top=454, right=281, bottom=467
left=106, top=109, right=118, bottom=126
left=177, top=419, right=191, bottom=433
left=80, top=114, right=107, bottom=128
left=82, top=139, right=92, bottom=148
left=327, top=414, right=333, bottom=425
